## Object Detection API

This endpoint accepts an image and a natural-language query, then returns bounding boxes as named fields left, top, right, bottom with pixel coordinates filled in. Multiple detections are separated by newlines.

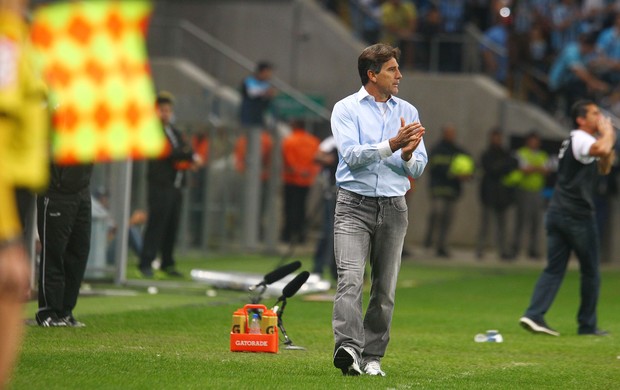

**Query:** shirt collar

left=356, top=86, right=395, bottom=106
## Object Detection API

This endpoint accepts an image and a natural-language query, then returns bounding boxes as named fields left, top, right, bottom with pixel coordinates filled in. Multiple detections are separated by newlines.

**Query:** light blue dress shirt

left=331, top=86, right=427, bottom=197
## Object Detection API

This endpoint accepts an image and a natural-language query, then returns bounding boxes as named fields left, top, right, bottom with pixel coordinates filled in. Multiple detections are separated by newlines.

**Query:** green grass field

left=9, top=254, right=620, bottom=389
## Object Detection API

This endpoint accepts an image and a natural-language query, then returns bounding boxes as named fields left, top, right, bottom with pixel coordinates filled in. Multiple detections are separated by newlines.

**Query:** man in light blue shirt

left=331, top=43, right=427, bottom=377
left=548, top=33, right=608, bottom=116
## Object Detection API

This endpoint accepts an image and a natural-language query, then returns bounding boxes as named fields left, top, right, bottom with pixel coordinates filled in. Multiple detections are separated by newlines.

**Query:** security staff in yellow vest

left=0, top=0, right=48, bottom=386
left=510, top=131, right=549, bottom=259
left=424, top=124, right=473, bottom=258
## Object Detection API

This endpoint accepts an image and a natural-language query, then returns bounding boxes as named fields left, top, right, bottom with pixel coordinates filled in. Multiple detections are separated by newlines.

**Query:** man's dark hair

left=571, top=99, right=596, bottom=128
left=526, top=129, right=540, bottom=139
left=156, top=91, right=174, bottom=106
left=578, top=32, right=598, bottom=47
left=488, top=126, right=502, bottom=136
left=358, top=44, right=401, bottom=85
left=256, top=61, right=273, bottom=73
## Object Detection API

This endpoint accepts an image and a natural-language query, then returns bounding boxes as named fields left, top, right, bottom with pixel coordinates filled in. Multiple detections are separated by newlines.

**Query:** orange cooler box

left=230, top=304, right=278, bottom=353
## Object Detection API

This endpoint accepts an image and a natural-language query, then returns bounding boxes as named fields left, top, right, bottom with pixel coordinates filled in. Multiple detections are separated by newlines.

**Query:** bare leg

left=0, top=244, right=30, bottom=388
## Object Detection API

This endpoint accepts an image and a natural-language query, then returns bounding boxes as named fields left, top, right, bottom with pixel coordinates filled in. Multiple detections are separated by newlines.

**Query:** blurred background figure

left=480, top=13, right=511, bottom=85
left=510, top=130, right=549, bottom=260
left=424, top=124, right=473, bottom=258
left=475, top=127, right=518, bottom=260
left=0, top=0, right=48, bottom=384
left=281, top=119, right=320, bottom=244
left=240, top=61, right=276, bottom=129
left=548, top=32, right=610, bottom=117
left=139, top=91, right=203, bottom=278
left=349, top=0, right=382, bottom=44
left=311, top=135, right=338, bottom=285
left=239, top=60, right=276, bottom=249
left=381, top=0, right=417, bottom=69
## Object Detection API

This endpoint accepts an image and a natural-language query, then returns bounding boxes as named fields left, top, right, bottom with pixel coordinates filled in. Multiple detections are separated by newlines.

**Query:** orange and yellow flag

left=30, top=0, right=165, bottom=164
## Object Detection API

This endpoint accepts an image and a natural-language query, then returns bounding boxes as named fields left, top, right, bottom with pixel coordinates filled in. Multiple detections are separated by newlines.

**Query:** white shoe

left=519, top=316, right=560, bottom=336
left=363, top=360, right=385, bottom=377
left=307, top=273, right=321, bottom=283
left=308, top=273, right=331, bottom=290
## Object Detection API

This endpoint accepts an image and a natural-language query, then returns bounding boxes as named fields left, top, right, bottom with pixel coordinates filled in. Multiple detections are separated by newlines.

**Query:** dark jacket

left=479, top=146, right=518, bottom=210
left=147, top=124, right=194, bottom=188
left=47, top=163, right=93, bottom=195
left=428, top=140, right=467, bottom=199
left=239, top=76, right=272, bottom=126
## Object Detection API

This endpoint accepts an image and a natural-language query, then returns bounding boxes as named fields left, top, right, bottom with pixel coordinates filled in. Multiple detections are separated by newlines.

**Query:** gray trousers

left=332, top=188, right=408, bottom=362
left=476, top=205, right=509, bottom=257
left=424, top=197, right=456, bottom=252
left=512, top=189, right=544, bottom=257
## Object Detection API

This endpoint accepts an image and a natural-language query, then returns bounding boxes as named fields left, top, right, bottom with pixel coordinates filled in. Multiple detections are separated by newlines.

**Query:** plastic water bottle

left=249, top=313, right=261, bottom=334
left=474, top=329, right=503, bottom=343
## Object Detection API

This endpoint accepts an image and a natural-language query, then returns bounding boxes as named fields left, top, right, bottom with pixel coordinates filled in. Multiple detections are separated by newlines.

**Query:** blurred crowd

left=320, top=0, right=620, bottom=119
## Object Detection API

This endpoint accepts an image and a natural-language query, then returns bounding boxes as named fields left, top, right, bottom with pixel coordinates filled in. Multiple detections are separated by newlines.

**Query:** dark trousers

left=476, top=204, right=509, bottom=258
left=512, top=189, right=543, bottom=257
left=524, top=210, right=600, bottom=334
left=37, top=189, right=91, bottom=317
left=282, top=184, right=309, bottom=243
left=312, top=194, right=337, bottom=279
left=424, top=197, right=456, bottom=253
left=139, top=185, right=182, bottom=271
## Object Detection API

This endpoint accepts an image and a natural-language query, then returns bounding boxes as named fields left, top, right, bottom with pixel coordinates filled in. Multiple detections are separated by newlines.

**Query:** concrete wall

left=148, top=0, right=620, bottom=261
left=150, top=0, right=362, bottom=108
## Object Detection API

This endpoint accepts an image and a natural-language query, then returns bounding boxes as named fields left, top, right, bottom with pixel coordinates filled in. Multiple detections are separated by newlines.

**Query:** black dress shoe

left=163, top=268, right=183, bottom=277
left=139, top=267, right=154, bottom=278
left=578, top=329, right=609, bottom=336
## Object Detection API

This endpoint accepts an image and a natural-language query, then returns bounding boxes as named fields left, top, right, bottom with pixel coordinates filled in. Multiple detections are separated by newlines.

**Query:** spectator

left=310, top=135, right=338, bottom=284
left=416, top=3, right=442, bottom=70
left=475, top=128, right=518, bottom=260
left=239, top=61, right=276, bottom=247
left=529, top=0, right=555, bottom=33
left=239, top=61, right=276, bottom=128
left=281, top=119, right=320, bottom=244
left=437, top=0, right=466, bottom=72
left=138, top=91, right=202, bottom=278
left=522, top=23, right=554, bottom=110
left=581, top=0, right=607, bottom=33
left=381, top=0, right=417, bottom=68
left=480, top=14, right=512, bottom=85
left=550, top=0, right=581, bottom=55
left=512, top=0, right=535, bottom=39
left=548, top=32, right=610, bottom=116
left=510, top=131, right=549, bottom=260
left=593, top=13, right=620, bottom=86
left=36, top=162, right=93, bottom=327
left=350, top=0, right=382, bottom=44
left=466, top=0, right=492, bottom=32
left=423, top=124, right=473, bottom=257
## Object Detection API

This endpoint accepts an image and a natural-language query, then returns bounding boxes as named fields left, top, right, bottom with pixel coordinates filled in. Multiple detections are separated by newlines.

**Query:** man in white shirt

left=520, top=100, right=616, bottom=337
